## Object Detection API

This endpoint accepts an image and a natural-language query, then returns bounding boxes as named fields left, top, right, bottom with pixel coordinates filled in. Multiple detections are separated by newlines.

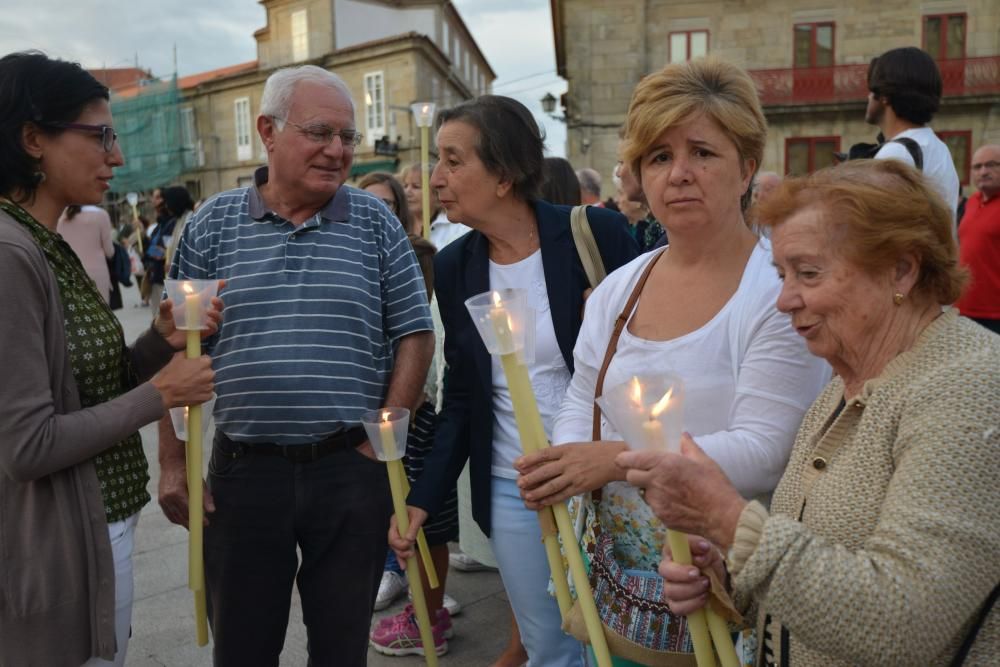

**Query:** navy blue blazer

left=407, top=200, right=639, bottom=536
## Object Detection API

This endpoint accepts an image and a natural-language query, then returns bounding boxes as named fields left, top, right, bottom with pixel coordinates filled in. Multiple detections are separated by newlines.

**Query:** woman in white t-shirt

left=516, top=59, right=830, bottom=665
left=390, top=95, right=638, bottom=665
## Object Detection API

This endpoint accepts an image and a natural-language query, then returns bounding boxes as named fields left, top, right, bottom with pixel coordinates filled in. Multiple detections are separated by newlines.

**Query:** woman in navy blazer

left=392, top=95, right=637, bottom=665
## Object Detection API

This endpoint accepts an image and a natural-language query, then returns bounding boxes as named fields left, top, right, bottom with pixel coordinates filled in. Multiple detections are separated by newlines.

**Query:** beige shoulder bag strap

left=570, top=205, right=607, bottom=289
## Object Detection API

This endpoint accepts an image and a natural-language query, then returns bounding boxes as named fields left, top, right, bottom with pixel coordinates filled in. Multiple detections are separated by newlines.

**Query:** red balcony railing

left=749, top=56, right=1000, bottom=106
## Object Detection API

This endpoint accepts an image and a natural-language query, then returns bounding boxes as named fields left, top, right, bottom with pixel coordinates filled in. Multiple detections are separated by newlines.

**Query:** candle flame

left=182, top=282, right=195, bottom=295
left=630, top=376, right=642, bottom=404
left=421, top=104, right=430, bottom=114
left=650, top=387, right=673, bottom=418
left=381, top=410, right=391, bottom=423
left=492, top=291, right=503, bottom=308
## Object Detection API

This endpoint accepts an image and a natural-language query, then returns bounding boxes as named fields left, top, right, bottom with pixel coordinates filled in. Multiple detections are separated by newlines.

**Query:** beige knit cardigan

left=727, top=309, right=999, bottom=666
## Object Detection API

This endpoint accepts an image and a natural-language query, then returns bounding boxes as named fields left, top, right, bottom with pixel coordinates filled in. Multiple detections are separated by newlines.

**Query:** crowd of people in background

left=0, top=42, right=997, bottom=667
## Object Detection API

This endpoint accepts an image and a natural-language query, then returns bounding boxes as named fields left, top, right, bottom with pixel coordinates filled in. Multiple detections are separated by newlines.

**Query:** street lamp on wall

left=540, top=92, right=570, bottom=124
left=410, top=102, right=436, bottom=240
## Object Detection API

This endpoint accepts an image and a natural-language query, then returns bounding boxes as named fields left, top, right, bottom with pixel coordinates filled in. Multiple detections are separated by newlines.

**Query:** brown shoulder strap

left=591, top=251, right=664, bottom=441
left=589, top=251, right=663, bottom=504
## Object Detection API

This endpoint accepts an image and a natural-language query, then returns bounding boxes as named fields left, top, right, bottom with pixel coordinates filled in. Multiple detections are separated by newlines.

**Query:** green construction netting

left=110, top=76, right=197, bottom=193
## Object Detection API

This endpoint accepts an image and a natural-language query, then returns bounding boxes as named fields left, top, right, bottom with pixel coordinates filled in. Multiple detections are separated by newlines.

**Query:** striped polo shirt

left=169, top=167, right=433, bottom=444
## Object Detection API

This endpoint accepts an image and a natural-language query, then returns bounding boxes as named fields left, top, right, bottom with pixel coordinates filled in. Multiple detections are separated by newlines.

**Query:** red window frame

left=668, top=30, right=710, bottom=63
left=922, top=13, right=967, bottom=60
left=793, top=22, right=835, bottom=68
left=937, top=130, right=972, bottom=186
left=785, top=136, right=841, bottom=176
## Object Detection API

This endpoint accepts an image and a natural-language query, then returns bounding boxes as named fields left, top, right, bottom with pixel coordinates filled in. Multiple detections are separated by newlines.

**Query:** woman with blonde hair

left=625, top=158, right=999, bottom=665
left=400, top=162, right=470, bottom=249
left=516, top=58, right=829, bottom=664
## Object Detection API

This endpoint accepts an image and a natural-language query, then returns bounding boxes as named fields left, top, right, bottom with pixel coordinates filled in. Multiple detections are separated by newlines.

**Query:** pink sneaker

left=369, top=604, right=452, bottom=656
left=373, top=603, right=453, bottom=638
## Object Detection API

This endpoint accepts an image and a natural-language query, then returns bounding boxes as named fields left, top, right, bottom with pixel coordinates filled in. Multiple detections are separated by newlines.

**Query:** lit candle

left=380, top=410, right=439, bottom=667
left=181, top=281, right=209, bottom=646
left=485, top=292, right=610, bottom=666
left=630, top=377, right=737, bottom=667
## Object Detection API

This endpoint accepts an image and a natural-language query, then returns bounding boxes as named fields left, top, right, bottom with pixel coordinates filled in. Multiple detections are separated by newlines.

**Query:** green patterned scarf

left=2, top=201, right=150, bottom=522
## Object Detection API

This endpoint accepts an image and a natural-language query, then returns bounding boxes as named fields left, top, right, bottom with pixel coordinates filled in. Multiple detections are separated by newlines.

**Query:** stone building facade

left=551, top=0, right=1000, bottom=198
left=115, top=0, right=493, bottom=199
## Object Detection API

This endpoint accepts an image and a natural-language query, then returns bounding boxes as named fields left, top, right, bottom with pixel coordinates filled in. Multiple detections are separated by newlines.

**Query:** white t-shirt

left=489, top=250, right=572, bottom=478
left=876, top=127, right=960, bottom=226
left=553, top=240, right=831, bottom=497
left=430, top=212, right=471, bottom=250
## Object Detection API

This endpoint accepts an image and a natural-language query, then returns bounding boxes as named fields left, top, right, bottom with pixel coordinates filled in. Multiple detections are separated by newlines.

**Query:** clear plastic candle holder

left=410, top=102, right=437, bottom=128
left=164, top=279, right=219, bottom=330
left=360, top=407, right=411, bottom=461
left=596, top=373, right=686, bottom=452
left=464, top=289, right=536, bottom=361
left=169, top=394, right=217, bottom=442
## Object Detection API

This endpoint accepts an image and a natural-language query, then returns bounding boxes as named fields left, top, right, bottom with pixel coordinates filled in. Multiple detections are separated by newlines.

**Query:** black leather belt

left=216, top=428, right=367, bottom=464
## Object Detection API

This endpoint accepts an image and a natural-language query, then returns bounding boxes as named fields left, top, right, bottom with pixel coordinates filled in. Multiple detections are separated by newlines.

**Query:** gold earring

left=893, top=292, right=904, bottom=306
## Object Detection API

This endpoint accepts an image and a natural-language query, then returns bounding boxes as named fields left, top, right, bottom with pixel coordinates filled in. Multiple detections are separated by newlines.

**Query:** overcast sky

left=0, top=0, right=568, bottom=155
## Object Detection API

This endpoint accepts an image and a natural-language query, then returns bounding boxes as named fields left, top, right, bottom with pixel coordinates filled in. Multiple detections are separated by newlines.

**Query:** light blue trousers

left=489, top=477, right=584, bottom=667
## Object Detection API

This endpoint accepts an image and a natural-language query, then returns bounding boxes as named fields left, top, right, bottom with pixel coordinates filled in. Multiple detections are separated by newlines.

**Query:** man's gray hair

left=260, top=65, right=354, bottom=122
left=576, top=167, right=602, bottom=196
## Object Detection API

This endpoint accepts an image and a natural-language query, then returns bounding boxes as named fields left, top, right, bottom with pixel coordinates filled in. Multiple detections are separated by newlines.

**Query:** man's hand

left=157, top=416, right=216, bottom=528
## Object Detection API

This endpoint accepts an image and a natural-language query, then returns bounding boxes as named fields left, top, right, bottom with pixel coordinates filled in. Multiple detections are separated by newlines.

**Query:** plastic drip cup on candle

left=596, top=373, right=685, bottom=452
left=169, top=394, right=217, bottom=441
left=126, top=192, right=139, bottom=207
left=164, top=279, right=219, bottom=330
left=464, top=289, right=536, bottom=364
left=360, top=407, right=410, bottom=461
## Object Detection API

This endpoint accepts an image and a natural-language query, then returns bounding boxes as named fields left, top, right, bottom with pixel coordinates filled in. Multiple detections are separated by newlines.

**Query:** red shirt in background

left=956, top=191, right=1000, bottom=319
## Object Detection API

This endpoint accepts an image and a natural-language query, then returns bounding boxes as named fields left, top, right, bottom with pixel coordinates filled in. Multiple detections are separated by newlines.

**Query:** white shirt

left=430, top=212, right=471, bottom=250
left=553, top=241, right=831, bottom=497
left=876, top=127, right=960, bottom=228
left=489, top=250, right=572, bottom=479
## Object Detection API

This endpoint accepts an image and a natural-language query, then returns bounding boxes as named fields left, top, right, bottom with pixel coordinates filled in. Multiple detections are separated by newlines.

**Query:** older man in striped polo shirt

left=157, top=65, right=434, bottom=667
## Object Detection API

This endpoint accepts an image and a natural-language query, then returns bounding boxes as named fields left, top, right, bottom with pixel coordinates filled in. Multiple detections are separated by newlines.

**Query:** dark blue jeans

left=204, top=432, right=392, bottom=667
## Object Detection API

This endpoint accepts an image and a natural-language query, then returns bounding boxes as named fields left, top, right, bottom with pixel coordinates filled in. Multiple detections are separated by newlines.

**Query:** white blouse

left=554, top=240, right=831, bottom=497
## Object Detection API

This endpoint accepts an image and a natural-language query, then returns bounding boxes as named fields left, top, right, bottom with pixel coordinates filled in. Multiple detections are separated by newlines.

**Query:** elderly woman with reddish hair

left=621, top=159, right=1000, bottom=666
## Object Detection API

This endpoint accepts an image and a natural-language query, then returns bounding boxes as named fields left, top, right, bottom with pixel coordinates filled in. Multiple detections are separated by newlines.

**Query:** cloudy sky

left=0, top=0, right=568, bottom=155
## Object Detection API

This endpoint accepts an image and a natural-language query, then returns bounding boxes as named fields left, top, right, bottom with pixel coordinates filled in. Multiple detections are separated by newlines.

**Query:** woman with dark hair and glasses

left=0, top=52, right=219, bottom=667
left=385, top=95, right=638, bottom=664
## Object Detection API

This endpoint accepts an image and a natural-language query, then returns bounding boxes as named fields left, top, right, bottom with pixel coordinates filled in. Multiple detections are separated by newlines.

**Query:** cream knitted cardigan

left=727, top=310, right=999, bottom=666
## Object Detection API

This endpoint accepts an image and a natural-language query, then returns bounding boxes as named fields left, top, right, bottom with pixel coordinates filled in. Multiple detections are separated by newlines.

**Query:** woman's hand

left=150, top=352, right=215, bottom=409
left=154, top=279, right=226, bottom=349
left=514, top=441, right=628, bottom=509
left=615, top=433, right=747, bottom=549
left=387, top=506, right=429, bottom=566
left=660, top=534, right=727, bottom=616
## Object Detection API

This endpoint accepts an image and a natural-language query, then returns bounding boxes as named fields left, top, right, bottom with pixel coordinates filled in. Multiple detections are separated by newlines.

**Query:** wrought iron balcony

left=749, top=56, right=1000, bottom=106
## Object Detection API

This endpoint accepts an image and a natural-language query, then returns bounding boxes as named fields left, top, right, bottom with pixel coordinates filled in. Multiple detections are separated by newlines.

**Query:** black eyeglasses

left=44, top=122, right=118, bottom=152
left=274, top=117, right=363, bottom=148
